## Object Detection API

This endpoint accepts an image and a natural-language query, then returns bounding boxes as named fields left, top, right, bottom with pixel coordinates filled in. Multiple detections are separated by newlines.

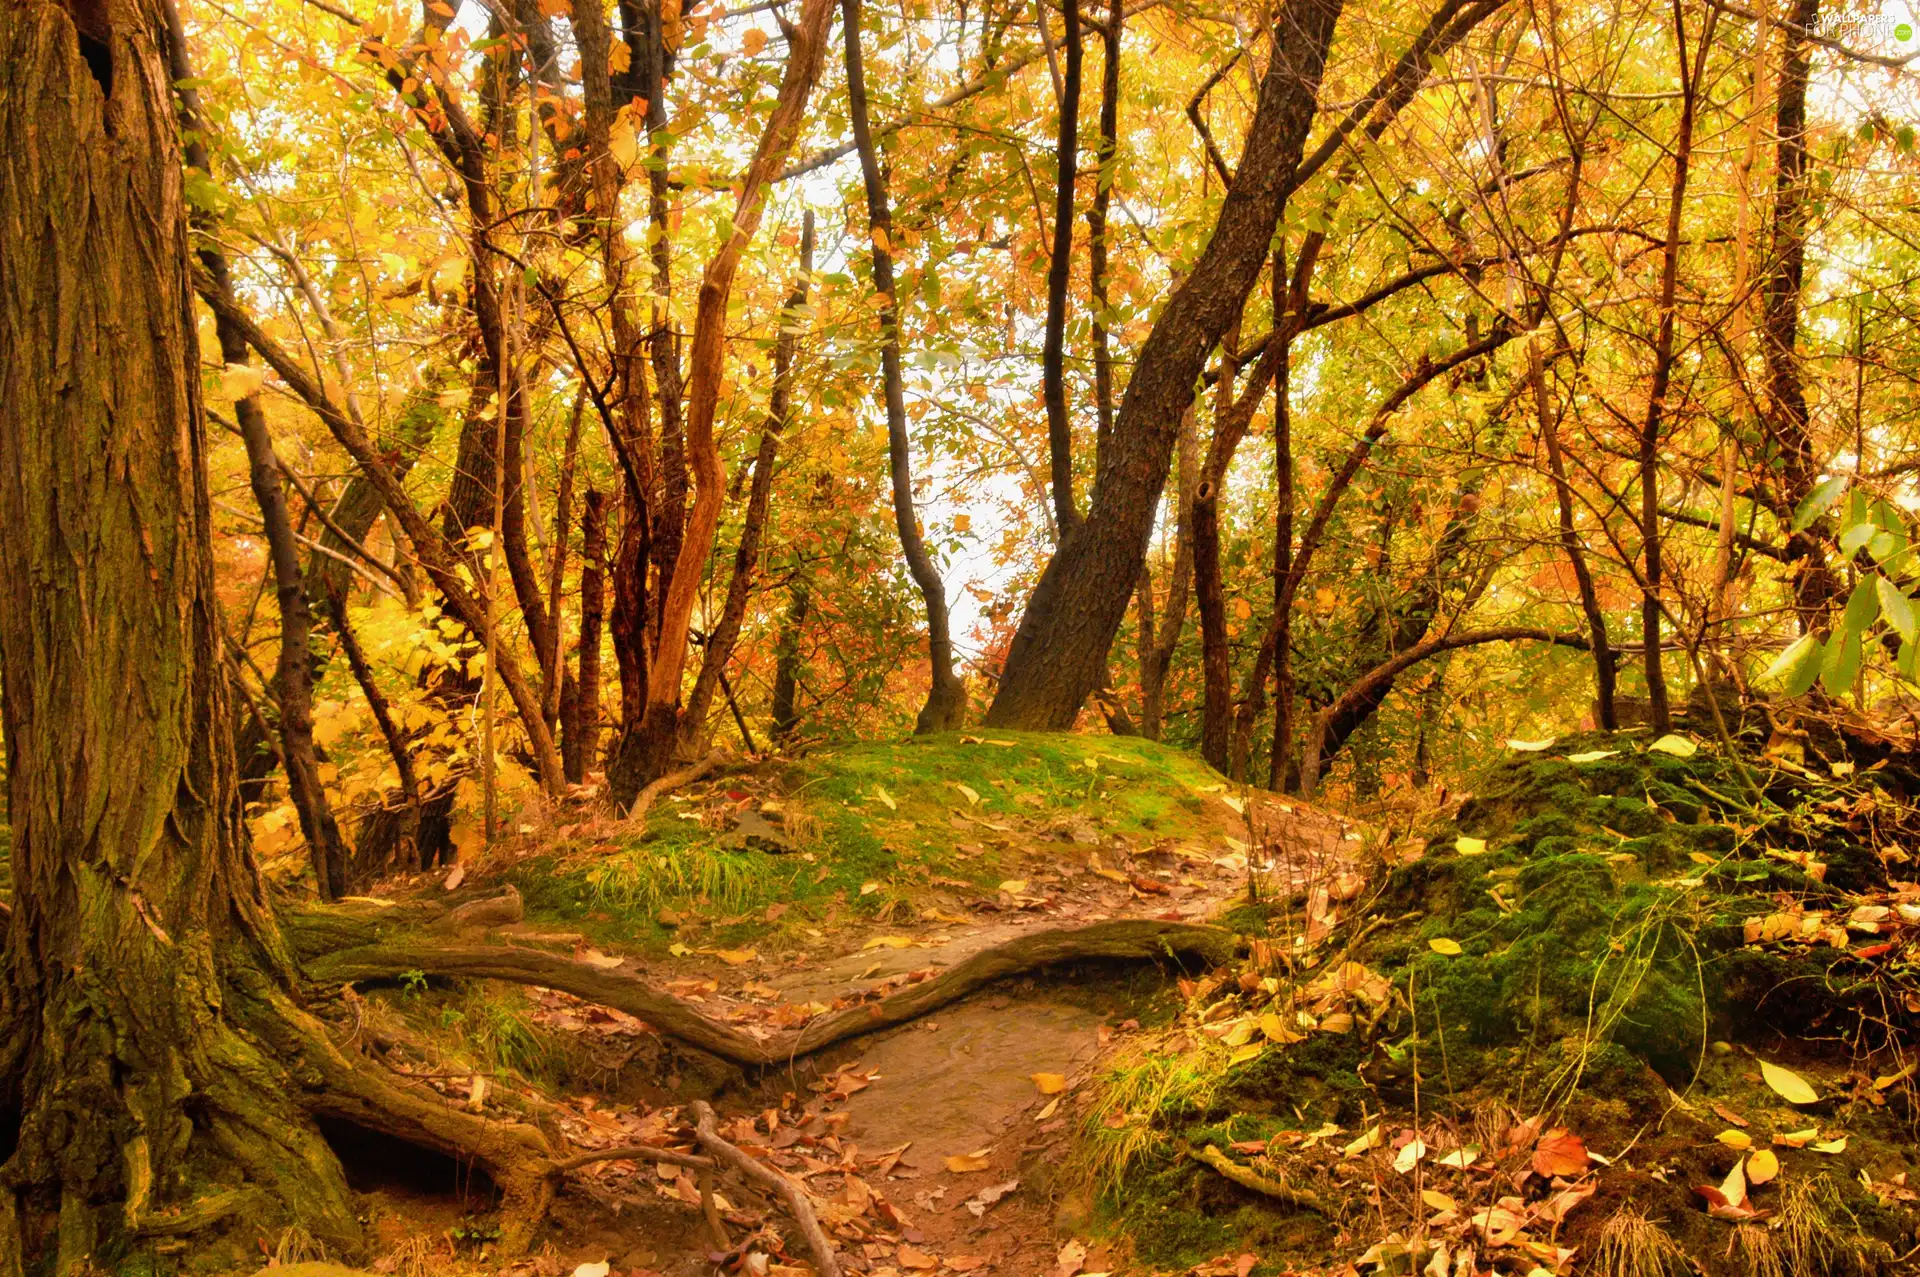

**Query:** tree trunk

left=606, top=0, right=837, bottom=803
left=1042, top=0, right=1083, bottom=534
left=771, top=578, right=811, bottom=741
left=985, top=0, right=1343, bottom=729
left=843, top=0, right=967, bottom=734
left=683, top=214, right=815, bottom=743
left=1762, top=0, right=1835, bottom=627
left=0, top=3, right=362, bottom=1258
left=565, top=488, right=610, bottom=784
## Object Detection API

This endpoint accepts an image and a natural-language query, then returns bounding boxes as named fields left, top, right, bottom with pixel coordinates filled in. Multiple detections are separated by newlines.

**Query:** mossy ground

left=504, top=731, right=1236, bottom=958
left=1076, top=727, right=1920, bottom=1274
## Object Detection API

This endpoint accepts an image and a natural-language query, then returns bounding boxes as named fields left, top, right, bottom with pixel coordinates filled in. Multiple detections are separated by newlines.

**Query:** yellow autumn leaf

left=872, top=785, right=897, bottom=810
left=998, top=879, right=1028, bottom=894
left=862, top=935, right=914, bottom=950
left=1420, top=1189, right=1457, bottom=1211
left=1746, top=1148, right=1780, bottom=1183
left=1260, top=1012, right=1303, bottom=1044
left=1760, top=1059, right=1819, bottom=1105
left=710, top=948, right=758, bottom=966
left=1811, top=1137, right=1847, bottom=1154
left=1429, top=938, right=1463, bottom=955
left=1222, top=1018, right=1255, bottom=1048
left=1874, top=1063, right=1915, bottom=1090
left=944, top=1150, right=992, bottom=1173
left=741, top=25, right=768, bottom=55
left=1032, top=1072, right=1067, bottom=1094
left=1716, top=1129, right=1752, bottom=1150
left=953, top=782, right=981, bottom=806
left=1454, top=837, right=1487, bottom=856
left=1227, top=1042, right=1264, bottom=1066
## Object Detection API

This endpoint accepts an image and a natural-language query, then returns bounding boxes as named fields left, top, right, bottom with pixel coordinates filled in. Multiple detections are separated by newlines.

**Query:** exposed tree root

left=627, top=748, right=729, bottom=822
left=693, top=1100, right=842, bottom=1277
left=1191, top=1143, right=1330, bottom=1215
left=303, top=918, right=1236, bottom=1066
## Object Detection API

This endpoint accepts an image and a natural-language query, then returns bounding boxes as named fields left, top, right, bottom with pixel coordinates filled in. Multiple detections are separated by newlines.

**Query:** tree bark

left=985, top=0, right=1344, bottom=729
left=684, top=214, right=815, bottom=743
left=1762, top=0, right=1835, bottom=627
left=1088, top=0, right=1124, bottom=459
left=843, top=0, right=968, bottom=734
left=1042, top=0, right=1084, bottom=533
left=565, top=488, right=610, bottom=785
left=771, top=578, right=811, bottom=741
left=1637, top=2, right=1715, bottom=734
left=0, top=3, right=361, bottom=1257
left=606, top=0, right=838, bottom=802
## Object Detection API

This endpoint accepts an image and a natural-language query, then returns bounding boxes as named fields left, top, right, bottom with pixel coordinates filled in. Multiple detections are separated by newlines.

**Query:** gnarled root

left=692, top=1100, right=841, bottom=1277
left=305, top=918, right=1236, bottom=1067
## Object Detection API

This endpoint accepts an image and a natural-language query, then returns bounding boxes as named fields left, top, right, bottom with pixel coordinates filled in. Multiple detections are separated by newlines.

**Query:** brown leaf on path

left=898, top=1244, right=939, bottom=1270
left=1056, top=1238, right=1088, bottom=1277
left=1712, top=1103, right=1749, bottom=1128
left=944, top=1150, right=992, bottom=1173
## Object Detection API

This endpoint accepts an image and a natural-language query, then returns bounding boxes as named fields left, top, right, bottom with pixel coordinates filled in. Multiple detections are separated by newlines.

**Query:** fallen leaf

left=897, top=1244, right=938, bottom=1270
left=954, top=782, right=981, bottom=806
left=945, top=1150, right=993, bottom=1173
left=571, top=1265, right=610, bottom=1277
left=1649, top=733, right=1699, bottom=757
left=1436, top=1146, right=1479, bottom=1168
left=1717, top=1129, right=1753, bottom=1150
left=1428, top=937, right=1463, bottom=955
left=1747, top=1149, right=1780, bottom=1184
left=1531, top=1129, right=1589, bottom=1178
left=1393, top=1138, right=1428, bottom=1174
left=1033, top=1072, right=1069, bottom=1095
left=873, top=785, right=898, bottom=811
left=863, top=935, right=915, bottom=950
left=578, top=948, right=624, bottom=969
left=1761, top=1059, right=1820, bottom=1105
left=963, top=1178, right=1018, bottom=1216
left=1507, top=737, right=1557, bottom=751
left=1343, top=1126, right=1384, bottom=1157
left=1454, top=837, right=1488, bottom=856
left=710, top=948, right=758, bottom=966
left=1227, top=1042, right=1264, bottom=1066
left=1566, top=749, right=1621, bottom=763
left=1874, top=1064, right=1915, bottom=1090
left=1774, top=1128, right=1819, bottom=1148
left=998, top=879, right=1029, bottom=894
left=1421, top=1188, right=1457, bottom=1211
left=1811, top=1137, right=1848, bottom=1154
left=1055, top=1238, right=1088, bottom=1277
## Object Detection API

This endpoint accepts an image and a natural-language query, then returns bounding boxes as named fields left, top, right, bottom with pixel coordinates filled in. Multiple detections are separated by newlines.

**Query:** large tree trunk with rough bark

left=0, top=8, right=563, bottom=1268
left=984, top=0, right=1344, bottom=729
left=0, top=3, right=363, bottom=1261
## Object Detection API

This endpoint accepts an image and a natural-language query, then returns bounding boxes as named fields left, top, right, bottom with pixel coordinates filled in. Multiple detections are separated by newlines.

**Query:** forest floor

left=241, top=725, right=1920, bottom=1277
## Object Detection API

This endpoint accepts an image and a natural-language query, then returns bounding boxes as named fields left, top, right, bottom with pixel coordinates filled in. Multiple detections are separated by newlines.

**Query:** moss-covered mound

left=1073, top=728, right=1920, bottom=1276
left=506, top=731, right=1245, bottom=955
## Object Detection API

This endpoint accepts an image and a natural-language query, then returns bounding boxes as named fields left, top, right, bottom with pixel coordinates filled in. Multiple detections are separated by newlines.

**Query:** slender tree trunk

left=985, top=0, right=1344, bottom=729
left=1042, top=0, right=1083, bottom=534
left=771, top=579, right=811, bottom=741
left=163, top=6, right=350, bottom=896
left=1762, top=0, right=1835, bottom=627
left=1638, top=2, right=1715, bottom=733
left=1140, top=406, right=1199, bottom=739
left=1088, top=0, right=1124, bottom=460
left=606, top=0, right=837, bottom=802
left=564, top=489, right=610, bottom=784
left=684, top=214, right=815, bottom=742
left=843, top=0, right=967, bottom=733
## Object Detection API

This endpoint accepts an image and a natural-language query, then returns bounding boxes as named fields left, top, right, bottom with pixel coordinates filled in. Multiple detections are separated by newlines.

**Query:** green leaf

left=1822, top=629, right=1863, bottom=697
left=1870, top=530, right=1902, bottom=564
left=1793, top=475, right=1848, bottom=531
left=1879, top=577, right=1916, bottom=643
left=1841, top=522, right=1879, bottom=555
left=1759, top=633, right=1821, bottom=692
left=1844, top=577, right=1881, bottom=635
left=1901, top=639, right=1920, bottom=682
